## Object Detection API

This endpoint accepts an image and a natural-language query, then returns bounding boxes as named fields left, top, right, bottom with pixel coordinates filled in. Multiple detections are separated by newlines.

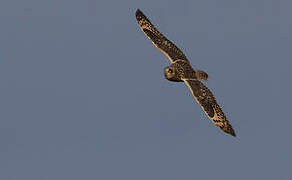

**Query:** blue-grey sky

left=1, top=0, right=292, bottom=179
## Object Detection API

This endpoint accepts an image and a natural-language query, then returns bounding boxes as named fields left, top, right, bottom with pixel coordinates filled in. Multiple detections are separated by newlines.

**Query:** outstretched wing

left=184, top=79, right=236, bottom=136
left=135, top=9, right=188, bottom=63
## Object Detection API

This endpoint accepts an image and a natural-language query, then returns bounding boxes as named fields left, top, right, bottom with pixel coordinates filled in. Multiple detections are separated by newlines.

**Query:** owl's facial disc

left=164, top=66, right=175, bottom=79
left=164, top=66, right=182, bottom=82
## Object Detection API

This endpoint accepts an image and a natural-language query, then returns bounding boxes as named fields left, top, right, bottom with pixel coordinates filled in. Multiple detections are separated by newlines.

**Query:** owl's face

left=164, top=66, right=183, bottom=82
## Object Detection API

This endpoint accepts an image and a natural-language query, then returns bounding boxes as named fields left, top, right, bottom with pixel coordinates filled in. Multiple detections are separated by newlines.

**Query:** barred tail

left=196, top=70, right=209, bottom=81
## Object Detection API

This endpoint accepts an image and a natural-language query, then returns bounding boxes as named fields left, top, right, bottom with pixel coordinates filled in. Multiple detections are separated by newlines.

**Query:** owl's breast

left=173, top=60, right=196, bottom=80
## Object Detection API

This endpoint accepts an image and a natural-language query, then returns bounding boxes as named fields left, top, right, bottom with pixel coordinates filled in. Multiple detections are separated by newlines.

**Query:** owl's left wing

left=135, top=9, right=188, bottom=63
left=184, top=79, right=236, bottom=136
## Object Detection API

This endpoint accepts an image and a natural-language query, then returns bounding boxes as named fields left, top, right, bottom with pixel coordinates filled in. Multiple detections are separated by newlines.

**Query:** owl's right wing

left=135, top=9, right=188, bottom=63
left=184, top=79, right=236, bottom=136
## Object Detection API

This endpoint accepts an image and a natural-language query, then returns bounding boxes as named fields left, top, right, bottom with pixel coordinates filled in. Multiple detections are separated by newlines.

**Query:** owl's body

left=164, top=60, right=207, bottom=81
left=136, top=9, right=236, bottom=137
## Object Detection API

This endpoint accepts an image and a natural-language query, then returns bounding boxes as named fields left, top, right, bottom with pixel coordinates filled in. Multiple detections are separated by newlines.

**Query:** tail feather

left=196, top=70, right=209, bottom=81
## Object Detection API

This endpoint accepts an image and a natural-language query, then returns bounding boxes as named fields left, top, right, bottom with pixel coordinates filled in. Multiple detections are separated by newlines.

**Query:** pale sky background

left=1, top=0, right=292, bottom=179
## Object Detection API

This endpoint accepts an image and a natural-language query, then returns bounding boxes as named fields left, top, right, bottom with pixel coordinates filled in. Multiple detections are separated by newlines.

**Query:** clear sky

left=1, top=0, right=292, bottom=179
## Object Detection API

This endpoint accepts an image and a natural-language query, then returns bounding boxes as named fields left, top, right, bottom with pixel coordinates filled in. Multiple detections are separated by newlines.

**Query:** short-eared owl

left=136, top=9, right=236, bottom=136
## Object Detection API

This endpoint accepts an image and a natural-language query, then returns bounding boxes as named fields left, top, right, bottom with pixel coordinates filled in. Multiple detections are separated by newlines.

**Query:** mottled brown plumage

left=184, top=80, right=236, bottom=136
left=136, top=9, right=236, bottom=136
left=136, top=9, right=188, bottom=63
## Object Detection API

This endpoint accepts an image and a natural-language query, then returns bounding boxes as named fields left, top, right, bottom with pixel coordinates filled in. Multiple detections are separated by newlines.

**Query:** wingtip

left=227, top=128, right=237, bottom=137
left=230, top=131, right=236, bottom=137
left=221, top=126, right=236, bottom=137
left=135, top=9, right=145, bottom=21
left=135, top=9, right=141, bottom=16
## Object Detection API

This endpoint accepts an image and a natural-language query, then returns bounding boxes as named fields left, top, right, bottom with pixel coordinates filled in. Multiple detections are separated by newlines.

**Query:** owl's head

left=164, top=66, right=183, bottom=82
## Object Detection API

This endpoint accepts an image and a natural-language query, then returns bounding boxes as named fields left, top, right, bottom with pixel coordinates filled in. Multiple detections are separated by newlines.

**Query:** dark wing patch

left=184, top=79, right=236, bottom=137
left=135, top=9, right=188, bottom=63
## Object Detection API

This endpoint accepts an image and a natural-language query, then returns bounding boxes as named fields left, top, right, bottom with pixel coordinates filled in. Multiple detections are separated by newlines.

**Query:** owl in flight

left=136, top=9, right=236, bottom=136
